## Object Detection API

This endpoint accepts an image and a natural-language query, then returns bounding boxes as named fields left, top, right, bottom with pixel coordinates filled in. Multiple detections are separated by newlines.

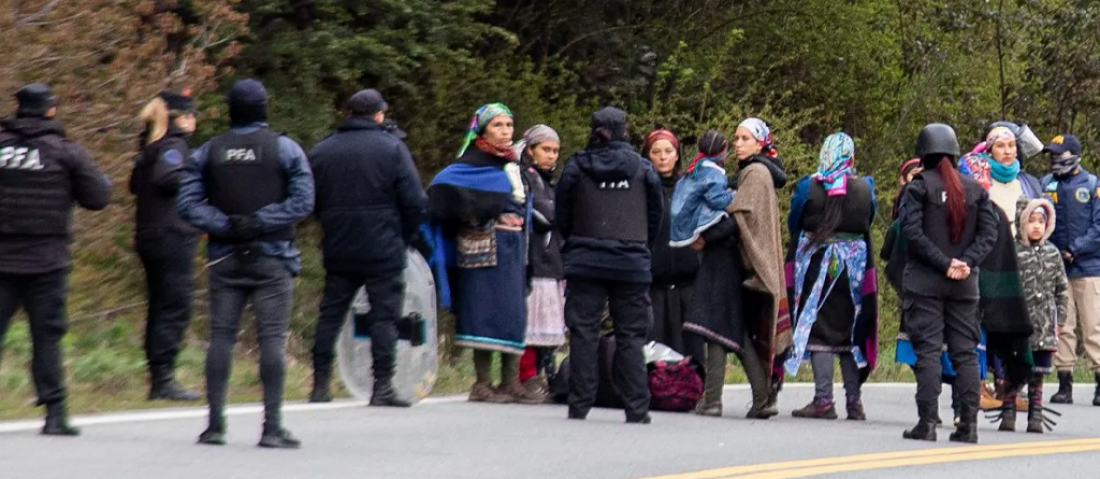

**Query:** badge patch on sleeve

left=162, top=150, right=183, bottom=165
left=1076, top=187, right=1090, bottom=203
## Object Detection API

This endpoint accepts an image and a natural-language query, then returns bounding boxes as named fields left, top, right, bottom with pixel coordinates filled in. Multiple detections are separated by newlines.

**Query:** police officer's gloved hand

left=229, top=214, right=265, bottom=241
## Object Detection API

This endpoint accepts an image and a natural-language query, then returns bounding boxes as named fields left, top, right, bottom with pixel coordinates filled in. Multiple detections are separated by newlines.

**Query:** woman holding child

left=681, top=119, right=790, bottom=419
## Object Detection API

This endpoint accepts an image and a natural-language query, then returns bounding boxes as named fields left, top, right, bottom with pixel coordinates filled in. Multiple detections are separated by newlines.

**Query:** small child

left=669, top=130, right=735, bottom=247
left=1012, top=196, right=1068, bottom=434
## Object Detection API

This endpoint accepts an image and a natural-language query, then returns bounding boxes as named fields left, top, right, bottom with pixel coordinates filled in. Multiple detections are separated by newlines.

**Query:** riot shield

left=336, top=248, right=438, bottom=404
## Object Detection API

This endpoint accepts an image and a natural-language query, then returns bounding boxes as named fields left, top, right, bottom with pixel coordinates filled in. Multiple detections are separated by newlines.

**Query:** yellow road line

left=638, top=438, right=1100, bottom=479
left=726, top=443, right=1100, bottom=479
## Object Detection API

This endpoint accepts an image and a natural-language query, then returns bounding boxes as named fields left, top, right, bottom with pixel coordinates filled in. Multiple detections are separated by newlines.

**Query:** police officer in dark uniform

left=0, top=84, right=112, bottom=436
left=129, top=91, right=201, bottom=402
left=307, top=89, right=427, bottom=405
left=177, top=79, right=315, bottom=449
left=900, top=123, right=998, bottom=443
left=555, top=107, right=664, bottom=424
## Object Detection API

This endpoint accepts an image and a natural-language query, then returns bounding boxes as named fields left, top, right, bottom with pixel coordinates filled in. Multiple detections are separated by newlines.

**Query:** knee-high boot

left=741, top=341, right=777, bottom=419
left=696, top=342, right=726, bottom=416
left=1027, top=373, right=1046, bottom=433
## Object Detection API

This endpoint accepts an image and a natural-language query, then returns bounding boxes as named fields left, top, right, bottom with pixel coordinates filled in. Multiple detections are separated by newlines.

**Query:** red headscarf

left=644, top=129, right=680, bottom=155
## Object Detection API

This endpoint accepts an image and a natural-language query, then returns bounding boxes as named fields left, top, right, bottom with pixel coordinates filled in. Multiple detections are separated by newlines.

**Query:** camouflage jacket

left=1015, top=197, right=1069, bottom=351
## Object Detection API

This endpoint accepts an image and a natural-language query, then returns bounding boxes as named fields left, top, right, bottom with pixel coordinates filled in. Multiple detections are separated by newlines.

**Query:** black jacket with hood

left=555, top=108, right=664, bottom=283
left=0, top=116, right=111, bottom=274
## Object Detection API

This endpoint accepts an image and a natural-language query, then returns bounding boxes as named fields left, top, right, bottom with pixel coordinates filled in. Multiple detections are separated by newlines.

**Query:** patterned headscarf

left=738, top=117, right=778, bottom=158
left=644, top=129, right=680, bottom=154
left=812, top=133, right=856, bottom=197
left=457, top=102, right=514, bottom=158
left=986, top=126, right=1017, bottom=145
left=959, top=153, right=992, bottom=191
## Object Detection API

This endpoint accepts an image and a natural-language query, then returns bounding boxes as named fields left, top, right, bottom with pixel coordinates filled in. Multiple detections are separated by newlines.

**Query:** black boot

left=259, top=424, right=301, bottom=449
left=902, top=402, right=937, bottom=442
left=1050, top=371, right=1073, bottom=404
left=1093, top=373, right=1100, bottom=407
left=309, top=367, right=333, bottom=403
left=996, top=393, right=1017, bottom=432
left=369, top=379, right=411, bottom=408
left=1027, top=375, right=1045, bottom=434
left=197, top=414, right=226, bottom=446
left=42, top=402, right=80, bottom=437
left=949, top=405, right=979, bottom=444
left=148, top=365, right=201, bottom=402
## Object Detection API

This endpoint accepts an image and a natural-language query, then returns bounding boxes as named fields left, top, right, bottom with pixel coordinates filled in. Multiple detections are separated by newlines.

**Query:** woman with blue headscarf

left=784, top=133, right=879, bottom=421
left=427, top=103, right=541, bottom=404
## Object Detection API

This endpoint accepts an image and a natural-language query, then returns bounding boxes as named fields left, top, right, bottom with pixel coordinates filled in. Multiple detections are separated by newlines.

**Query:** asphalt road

left=2, top=383, right=1099, bottom=479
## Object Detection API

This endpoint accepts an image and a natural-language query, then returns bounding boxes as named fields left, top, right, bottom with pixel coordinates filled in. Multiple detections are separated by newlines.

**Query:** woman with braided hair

left=427, top=103, right=541, bottom=404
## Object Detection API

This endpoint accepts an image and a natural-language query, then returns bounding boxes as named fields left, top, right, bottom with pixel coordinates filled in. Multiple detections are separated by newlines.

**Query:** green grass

left=3, top=220, right=1098, bottom=421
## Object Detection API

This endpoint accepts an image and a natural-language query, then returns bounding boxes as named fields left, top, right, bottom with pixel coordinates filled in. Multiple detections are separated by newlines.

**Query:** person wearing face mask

left=1041, top=134, right=1100, bottom=407
left=556, top=107, right=664, bottom=424
left=644, top=129, right=702, bottom=360
left=684, top=117, right=790, bottom=419
left=514, top=125, right=566, bottom=399
left=130, top=91, right=202, bottom=402
left=427, top=103, right=541, bottom=405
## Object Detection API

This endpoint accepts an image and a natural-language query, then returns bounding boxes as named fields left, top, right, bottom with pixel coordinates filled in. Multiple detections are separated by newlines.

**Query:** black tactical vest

left=571, top=166, right=648, bottom=242
left=918, top=169, right=981, bottom=260
left=204, top=128, right=292, bottom=242
left=0, top=132, right=72, bottom=236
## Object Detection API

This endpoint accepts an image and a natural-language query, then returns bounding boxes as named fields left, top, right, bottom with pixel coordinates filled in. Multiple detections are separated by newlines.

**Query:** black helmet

left=915, top=123, right=960, bottom=160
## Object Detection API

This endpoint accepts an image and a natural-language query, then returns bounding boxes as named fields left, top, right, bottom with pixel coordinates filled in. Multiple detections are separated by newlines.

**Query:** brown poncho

left=727, top=161, right=792, bottom=382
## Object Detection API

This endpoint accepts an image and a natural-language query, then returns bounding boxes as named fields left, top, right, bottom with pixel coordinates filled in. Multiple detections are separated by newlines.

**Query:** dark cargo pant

left=0, top=269, right=69, bottom=407
left=904, top=294, right=981, bottom=422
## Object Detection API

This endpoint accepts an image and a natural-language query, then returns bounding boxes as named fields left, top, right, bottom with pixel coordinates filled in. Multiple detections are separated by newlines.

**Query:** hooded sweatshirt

left=1014, top=197, right=1068, bottom=351
left=555, top=109, right=664, bottom=283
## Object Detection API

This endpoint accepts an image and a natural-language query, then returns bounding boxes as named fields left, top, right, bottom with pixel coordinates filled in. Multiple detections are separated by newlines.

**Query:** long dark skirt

left=684, top=244, right=748, bottom=353
left=649, top=283, right=693, bottom=352
left=455, top=227, right=527, bottom=355
left=800, top=250, right=856, bottom=352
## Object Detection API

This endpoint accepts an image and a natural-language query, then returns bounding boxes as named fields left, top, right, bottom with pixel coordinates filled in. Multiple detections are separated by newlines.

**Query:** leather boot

left=369, top=378, right=411, bottom=408
left=696, top=343, right=725, bottom=417
left=1027, top=374, right=1044, bottom=434
left=846, top=394, right=866, bottom=421
left=197, top=414, right=226, bottom=446
left=791, top=397, right=838, bottom=419
left=259, top=425, right=301, bottom=449
left=42, top=402, right=80, bottom=437
left=741, top=345, right=777, bottom=419
left=309, top=366, right=333, bottom=403
left=949, top=404, right=979, bottom=443
left=1093, top=373, right=1100, bottom=407
left=902, top=401, right=937, bottom=441
left=1050, top=371, right=1073, bottom=404
left=996, top=393, right=1017, bottom=432
left=148, top=364, right=201, bottom=402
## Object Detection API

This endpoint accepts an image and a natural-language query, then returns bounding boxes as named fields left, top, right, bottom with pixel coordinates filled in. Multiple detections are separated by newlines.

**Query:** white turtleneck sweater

left=990, top=178, right=1024, bottom=236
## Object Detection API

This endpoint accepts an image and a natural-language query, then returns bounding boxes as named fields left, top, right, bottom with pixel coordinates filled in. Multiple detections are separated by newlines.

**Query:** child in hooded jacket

left=669, top=130, right=735, bottom=247
left=1013, top=196, right=1068, bottom=434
